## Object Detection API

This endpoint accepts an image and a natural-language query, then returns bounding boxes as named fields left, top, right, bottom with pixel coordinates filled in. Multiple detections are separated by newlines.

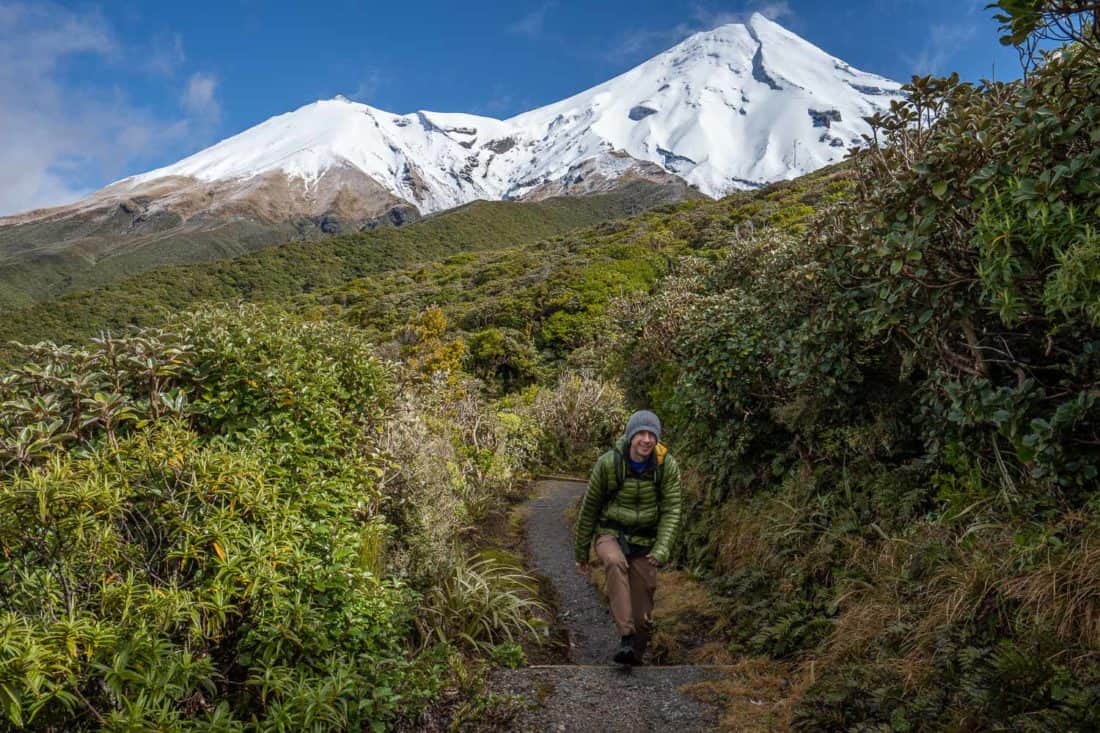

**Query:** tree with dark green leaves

left=989, top=0, right=1100, bottom=69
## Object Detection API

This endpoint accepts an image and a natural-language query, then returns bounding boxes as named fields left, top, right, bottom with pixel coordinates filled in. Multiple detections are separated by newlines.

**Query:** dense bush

left=0, top=307, right=449, bottom=731
left=0, top=185, right=682, bottom=353
left=609, top=43, right=1100, bottom=730
left=830, top=61, right=1099, bottom=498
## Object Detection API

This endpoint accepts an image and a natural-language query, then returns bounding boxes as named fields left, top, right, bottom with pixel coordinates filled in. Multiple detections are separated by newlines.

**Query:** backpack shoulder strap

left=611, top=449, right=626, bottom=501
left=653, top=443, right=667, bottom=504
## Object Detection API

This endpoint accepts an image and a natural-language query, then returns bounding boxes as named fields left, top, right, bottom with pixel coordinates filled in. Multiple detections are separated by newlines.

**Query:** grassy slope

left=0, top=181, right=688, bottom=351
left=0, top=220, right=307, bottom=311
left=295, top=167, right=850, bottom=354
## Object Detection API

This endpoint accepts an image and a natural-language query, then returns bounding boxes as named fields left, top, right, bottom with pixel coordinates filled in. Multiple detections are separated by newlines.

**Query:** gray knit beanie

left=624, top=409, right=662, bottom=443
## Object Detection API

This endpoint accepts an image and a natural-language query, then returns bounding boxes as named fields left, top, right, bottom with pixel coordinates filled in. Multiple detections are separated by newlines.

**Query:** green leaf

left=890, top=708, right=911, bottom=732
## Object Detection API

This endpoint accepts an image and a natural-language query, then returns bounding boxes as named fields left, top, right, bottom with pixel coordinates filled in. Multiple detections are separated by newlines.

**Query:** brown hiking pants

left=594, top=534, right=658, bottom=637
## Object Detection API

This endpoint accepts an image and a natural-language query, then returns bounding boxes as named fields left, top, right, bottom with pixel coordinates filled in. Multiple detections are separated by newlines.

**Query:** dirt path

left=523, top=477, right=619, bottom=664
left=488, top=478, right=727, bottom=732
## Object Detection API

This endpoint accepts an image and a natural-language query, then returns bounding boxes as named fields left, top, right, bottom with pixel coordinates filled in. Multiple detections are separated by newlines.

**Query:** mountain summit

left=0, top=14, right=901, bottom=307
left=107, top=13, right=900, bottom=215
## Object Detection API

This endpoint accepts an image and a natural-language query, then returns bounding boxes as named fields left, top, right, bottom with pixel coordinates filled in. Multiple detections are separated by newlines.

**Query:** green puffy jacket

left=573, top=436, right=683, bottom=565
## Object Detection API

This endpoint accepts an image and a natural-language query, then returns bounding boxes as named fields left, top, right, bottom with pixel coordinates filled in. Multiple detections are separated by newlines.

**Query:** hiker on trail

left=573, top=409, right=683, bottom=665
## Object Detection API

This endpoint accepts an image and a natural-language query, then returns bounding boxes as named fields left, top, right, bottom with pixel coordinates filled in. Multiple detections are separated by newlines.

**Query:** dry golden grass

left=828, top=539, right=902, bottom=646
left=713, top=499, right=773, bottom=576
left=818, top=535, right=938, bottom=686
left=999, top=528, right=1100, bottom=651
left=826, top=594, right=897, bottom=660
left=650, top=569, right=728, bottom=663
left=506, top=503, right=532, bottom=551
left=563, top=496, right=580, bottom=527
left=827, top=588, right=938, bottom=689
left=680, top=657, right=801, bottom=732
left=904, top=529, right=1006, bottom=653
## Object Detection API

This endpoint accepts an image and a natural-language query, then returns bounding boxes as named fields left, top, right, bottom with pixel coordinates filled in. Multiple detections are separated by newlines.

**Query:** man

left=574, top=409, right=683, bottom=665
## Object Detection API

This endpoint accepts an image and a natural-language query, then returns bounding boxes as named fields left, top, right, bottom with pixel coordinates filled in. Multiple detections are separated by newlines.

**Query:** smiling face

left=629, top=430, right=657, bottom=462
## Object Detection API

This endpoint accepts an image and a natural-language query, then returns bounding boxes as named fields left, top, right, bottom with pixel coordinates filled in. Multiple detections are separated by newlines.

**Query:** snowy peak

left=501, top=12, right=902, bottom=194
left=103, top=16, right=902, bottom=216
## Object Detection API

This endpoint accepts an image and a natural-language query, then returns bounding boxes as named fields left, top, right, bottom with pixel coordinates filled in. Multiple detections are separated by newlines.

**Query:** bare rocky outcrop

left=516, top=154, right=697, bottom=202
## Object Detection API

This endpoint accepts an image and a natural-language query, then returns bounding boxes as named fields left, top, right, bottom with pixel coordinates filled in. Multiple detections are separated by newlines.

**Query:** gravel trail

left=487, top=478, right=726, bottom=732
left=524, top=477, right=619, bottom=664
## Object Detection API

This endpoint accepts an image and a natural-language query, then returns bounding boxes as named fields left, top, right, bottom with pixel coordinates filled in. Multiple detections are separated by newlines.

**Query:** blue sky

left=1, top=0, right=1029, bottom=215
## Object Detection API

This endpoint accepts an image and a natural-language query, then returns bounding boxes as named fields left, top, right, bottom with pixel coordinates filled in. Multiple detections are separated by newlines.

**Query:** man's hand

left=575, top=562, right=590, bottom=579
left=645, top=555, right=663, bottom=568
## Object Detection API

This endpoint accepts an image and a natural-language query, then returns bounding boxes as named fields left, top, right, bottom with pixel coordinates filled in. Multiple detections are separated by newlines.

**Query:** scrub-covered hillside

left=2, top=7, right=1097, bottom=730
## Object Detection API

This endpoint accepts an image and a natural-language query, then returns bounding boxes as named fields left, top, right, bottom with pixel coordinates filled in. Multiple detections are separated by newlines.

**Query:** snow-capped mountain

left=0, top=13, right=903, bottom=307
left=9, top=12, right=899, bottom=226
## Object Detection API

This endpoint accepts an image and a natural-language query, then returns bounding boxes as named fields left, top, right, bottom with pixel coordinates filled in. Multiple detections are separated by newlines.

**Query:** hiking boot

left=633, top=628, right=650, bottom=662
left=613, top=634, right=640, bottom=665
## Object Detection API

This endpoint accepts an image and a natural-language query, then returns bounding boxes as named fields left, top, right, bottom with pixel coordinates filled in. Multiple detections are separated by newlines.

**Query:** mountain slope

left=105, top=13, right=899, bottom=209
left=0, top=180, right=689, bottom=351
left=0, top=13, right=900, bottom=308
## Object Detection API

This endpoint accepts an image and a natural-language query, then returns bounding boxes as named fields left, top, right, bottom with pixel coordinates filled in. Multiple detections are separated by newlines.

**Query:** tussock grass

left=417, top=555, right=547, bottom=654
left=1000, top=527, right=1100, bottom=651
left=681, top=657, right=799, bottom=732
left=650, top=569, right=729, bottom=664
left=824, top=539, right=907, bottom=667
left=712, top=500, right=773, bottom=577
left=909, top=532, right=1009, bottom=649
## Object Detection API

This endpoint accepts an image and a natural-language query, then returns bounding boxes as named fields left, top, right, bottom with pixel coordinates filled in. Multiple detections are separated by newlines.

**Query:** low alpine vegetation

left=0, top=305, right=551, bottom=731
left=3, top=9, right=1096, bottom=730
left=606, top=30, right=1100, bottom=731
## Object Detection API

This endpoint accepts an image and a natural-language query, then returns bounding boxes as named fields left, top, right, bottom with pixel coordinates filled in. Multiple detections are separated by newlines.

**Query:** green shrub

left=0, top=306, right=450, bottom=730
left=520, top=372, right=627, bottom=472
left=466, top=327, right=543, bottom=391
left=417, top=555, right=546, bottom=654
left=602, top=41, right=1100, bottom=731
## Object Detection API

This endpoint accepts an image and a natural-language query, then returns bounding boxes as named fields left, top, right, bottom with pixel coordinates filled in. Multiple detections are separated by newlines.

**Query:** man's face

left=631, top=430, right=657, bottom=457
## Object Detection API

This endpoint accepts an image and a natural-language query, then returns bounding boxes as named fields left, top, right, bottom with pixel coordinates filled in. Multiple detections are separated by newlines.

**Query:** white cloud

left=508, top=2, right=556, bottom=38
left=350, top=69, right=384, bottom=103
left=478, top=92, right=514, bottom=116
left=745, top=1, right=794, bottom=22
left=692, top=1, right=794, bottom=27
left=146, top=32, right=186, bottom=77
left=903, top=0, right=989, bottom=76
left=0, top=2, right=220, bottom=216
left=472, top=84, right=537, bottom=118
left=0, top=1, right=115, bottom=66
left=181, top=72, right=221, bottom=122
left=906, top=22, right=979, bottom=75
